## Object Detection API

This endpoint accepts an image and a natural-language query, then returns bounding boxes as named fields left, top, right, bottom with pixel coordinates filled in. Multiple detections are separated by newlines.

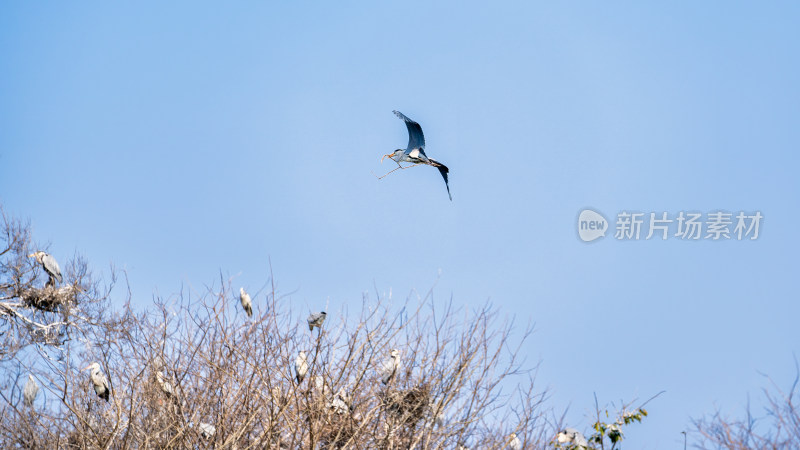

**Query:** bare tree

left=0, top=208, right=559, bottom=449
left=692, top=360, right=800, bottom=449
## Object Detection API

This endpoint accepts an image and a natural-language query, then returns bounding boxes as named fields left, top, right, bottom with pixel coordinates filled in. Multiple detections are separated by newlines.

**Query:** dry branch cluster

left=0, top=209, right=550, bottom=449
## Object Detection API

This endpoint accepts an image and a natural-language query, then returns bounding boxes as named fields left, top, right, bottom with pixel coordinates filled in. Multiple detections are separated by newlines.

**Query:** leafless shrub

left=692, top=360, right=800, bottom=449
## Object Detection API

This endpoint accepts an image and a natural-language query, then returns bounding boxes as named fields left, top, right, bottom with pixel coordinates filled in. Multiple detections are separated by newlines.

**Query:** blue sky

left=2, top=2, right=799, bottom=447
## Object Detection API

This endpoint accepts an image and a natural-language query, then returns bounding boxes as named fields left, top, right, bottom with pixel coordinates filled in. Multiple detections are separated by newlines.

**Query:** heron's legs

left=373, top=163, right=422, bottom=180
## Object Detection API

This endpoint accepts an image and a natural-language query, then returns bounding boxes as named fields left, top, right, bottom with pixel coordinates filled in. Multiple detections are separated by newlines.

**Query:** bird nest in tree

left=319, top=415, right=359, bottom=449
left=381, top=384, right=431, bottom=426
left=20, top=285, right=77, bottom=312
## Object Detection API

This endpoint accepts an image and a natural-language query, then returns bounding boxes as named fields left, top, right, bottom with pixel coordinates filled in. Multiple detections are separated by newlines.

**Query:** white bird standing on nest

left=380, top=349, right=401, bottom=385
left=83, top=362, right=110, bottom=402
left=239, top=287, right=253, bottom=317
left=28, top=251, right=63, bottom=287
left=295, top=351, right=309, bottom=383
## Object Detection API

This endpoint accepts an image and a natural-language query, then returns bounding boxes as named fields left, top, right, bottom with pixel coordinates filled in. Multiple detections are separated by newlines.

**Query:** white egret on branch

left=23, top=374, right=39, bottom=408
left=83, top=362, right=110, bottom=402
left=330, top=388, right=351, bottom=415
left=380, top=349, right=401, bottom=385
left=313, top=375, right=328, bottom=395
left=295, top=351, right=309, bottom=383
left=156, top=371, right=176, bottom=398
left=556, top=428, right=588, bottom=447
left=239, top=287, right=252, bottom=317
left=508, top=433, right=522, bottom=450
left=28, top=251, right=63, bottom=287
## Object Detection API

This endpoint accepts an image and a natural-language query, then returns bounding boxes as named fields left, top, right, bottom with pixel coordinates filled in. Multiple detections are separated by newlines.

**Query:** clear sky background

left=2, top=2, right=799, bottom=448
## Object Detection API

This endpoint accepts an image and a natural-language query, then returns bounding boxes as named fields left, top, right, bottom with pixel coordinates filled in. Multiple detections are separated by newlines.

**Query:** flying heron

left=307, top=311, right=326, bottom=331
left=239, top=287, right=253, bottom=318
left=380, top=349, right=401, bottom=385
left=28, top=251, right=63, bottom=287
left=295, top=351, right=309, bottom=383
left=83, top=362, right=110, bottom=402
left=379, top=110, right=452, bottom=201
left=23, top=374, right=39, bottom=408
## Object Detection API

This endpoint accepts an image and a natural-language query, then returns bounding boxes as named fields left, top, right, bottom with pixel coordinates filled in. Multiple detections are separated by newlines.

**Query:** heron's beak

left=381, top=153, right=392, bottom=163
left=82, top=365, right=92, bottom=371
left=27, top=253, right=35, bottom=258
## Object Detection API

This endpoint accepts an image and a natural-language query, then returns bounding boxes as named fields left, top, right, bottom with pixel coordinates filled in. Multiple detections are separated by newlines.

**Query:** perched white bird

left=380, top=349, right=401, bottom=385
left=508, top=433, right=522, bottom=450
left=198, top=422, right=215, bottom=439
left=28, top=251, right=63, bottom=287
left=556, top=428, right=588, bottom=447
left=239, top=287, right=252, bottom=317
left=307, top=311, right=327, bottom=331
left=83, top=362, right=110, bottom=401
left=313, top=375, right=327, bottom=395
left=156, top=371, right=176, bottom=398
left=330, top=388, right=350, bottom=415
left=23, top=374, right=39, bottom=408
left=295, top=351, right=309, bottom=383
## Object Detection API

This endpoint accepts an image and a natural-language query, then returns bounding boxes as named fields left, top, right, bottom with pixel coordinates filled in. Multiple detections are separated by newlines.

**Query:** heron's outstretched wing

left=393, top=110, right=425, bottom=151
left=42, top=253, right=62, bottom=283
left=430, top=159, right=452, bottom=201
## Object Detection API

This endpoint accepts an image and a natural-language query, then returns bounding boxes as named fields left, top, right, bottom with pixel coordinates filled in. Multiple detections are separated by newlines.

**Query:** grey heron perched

left=307, top=311, right=326, bottom=331
left=295, top=351, right=309, bottom=383
left=380, top=349, right=401, bottom=385
left=507, top=433, right=522, bottom=450
left=28, top=251, right=63, bottom=287
left=239, top=287, right=253, bottom=317
left=83, top=362, right=110, bottom=402
left=556, top=428, right=588, bottom=447
left=23, top=374, right=39, bottom=408
left=380, top=110, right=452, bottom=201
